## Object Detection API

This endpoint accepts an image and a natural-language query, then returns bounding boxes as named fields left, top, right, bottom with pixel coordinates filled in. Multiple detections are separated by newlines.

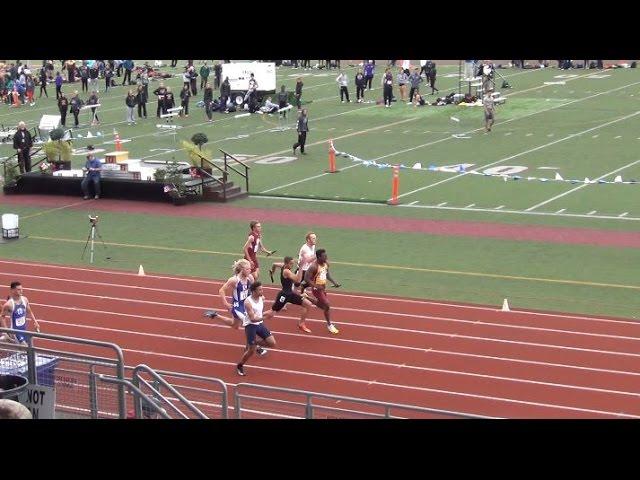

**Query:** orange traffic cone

left=388, top=165, right=400, bottom=205
left=325, top=139, right=338, bottom=173
left=114, top=131, right=122, bottom=151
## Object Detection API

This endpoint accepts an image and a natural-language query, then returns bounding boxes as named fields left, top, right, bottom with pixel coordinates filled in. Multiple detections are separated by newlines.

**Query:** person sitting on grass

left=258, top=96, right=279, bottom=114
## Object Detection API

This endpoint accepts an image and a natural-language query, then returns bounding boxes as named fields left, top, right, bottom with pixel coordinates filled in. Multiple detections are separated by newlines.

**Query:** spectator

left=245, top=73, right=257, bottom=104
left=87, top=90, right=100, bottom=125
left=199, top=62, right=210, bottom=89
left=80, top=64, right=89, bottom=92
left=336, top=71, right=350, bottom=103
left=125, top=90, right=138, bottom=125
left=54, top=71, right=63, bottom=99
left=258, top=97, right=279, bottom=114
left=428, top=62, right=439, bottom=94
left=136, top=85, right=147, bottom=119
left=122, top=59, right=134, bottom=85
left=115, top=59, right=123, bottom=77
left=81, top=146, right=102, bottom=199
left=189, top=67, right=198, bottom=96
left=182, top=68, right=191, bottom=91
left=408, top=68, right=423, bottom=106
left=276, top=85, right=288, bottom=117
left=25, top=75, right=35, bottom=106
left=292, top=109, right=309, bottom=155
left=171, top=59, right=178, bottom=68
left=38, top=67, right=48, bottom=98
left=397, top=67, right=408, bottom=102
left=164, top=87, right=175, bottom=112
left=58, top=92, right=69, bottom=126
left=213, top=62, right=222, bottom=89
left=419, top=60, right=429, bottom=78
left=0, top=400, right=32, bottom=419
left=89, top=64, right=99, bottom=92
left=65, top=60, right=76, bottom=83
left=294, top=77, right=303, bottom=110
left=12, top=121, right=33, bottom=173
left=180, top=83, right=191, bottom=117
left=70, top=90, right=83, bottom=128
left=355, top=69, right=366, bottom=103
left=364, top=60, right=375, bottom=90
left=153, top=82, right=168, bottom=117
left=203, top=82, right=214, bottom=121
left=104, top=66, right=113, bottom=92
left=382, top=68, right=393, bottom=107
left=220, top=77, right=231, bottom=113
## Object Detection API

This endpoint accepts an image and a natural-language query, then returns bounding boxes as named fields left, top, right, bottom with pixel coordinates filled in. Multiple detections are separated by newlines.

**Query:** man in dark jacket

left=80, top=65, right=89, bottom=92
left=58, top=92, right=69, bottom=127
left=136, top=85, right=147, bottom=119
left=70, top=90, right=83, bottom=127
left=220, top=77, right=231, bottom=113
left=213, top=62, right=222, bottom=88
left=13, top=121, right=33, bottom=173
left=39, top=67, right=49, bottom=98
left=199, top=63, right=210, bottom=90
left=122, top=60, right=134, bottom=86
left=164, top=87, right=175, bottom=112
left=292, top=109, right=309, bottom=155
left=203, top=83, right=214, bottom=121
left=294, top=77, right=303, bottom=110
left=153, top=82, right=168, bottom=117
left=189, top=68, right=198, bottom=96
left=355, top=69, right=366, bottom=103
left=180, top=84, right=191, bottom=117
left=277, top=85, right=288, bottom=117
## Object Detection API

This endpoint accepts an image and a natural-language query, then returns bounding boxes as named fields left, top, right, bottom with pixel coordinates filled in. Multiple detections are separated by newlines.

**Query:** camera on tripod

left=88, top=215, right=99, bottom=225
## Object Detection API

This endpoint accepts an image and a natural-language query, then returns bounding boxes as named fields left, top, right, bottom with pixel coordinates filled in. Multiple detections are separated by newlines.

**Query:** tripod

left=82, top=220, right=106, bottom=264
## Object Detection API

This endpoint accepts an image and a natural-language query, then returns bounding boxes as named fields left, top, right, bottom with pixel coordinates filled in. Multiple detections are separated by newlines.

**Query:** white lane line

left=437, top=202, right=448, bottom=206
left=24, top=287, right=640, bottom=343
left=408, top=201, right=418, bottom=205
left=397, top=107, right=640, bottom=200
left=495, top=205, right=505, bottom=210
left=525, top=159, right=640, bottom=211
left=41, top=319, right=640, bottom=399
left=619, top=212, right=629, bottom=217
left=465, top=203, right=476, bottom=208
left=555, top=208, right=566, bottom=214
left=121, top=348, right=640, bottom=418
left=588, top=210, right=598, bottom=215
left=1, top=259, right=638, bottom=326
left=36, top=302, right=640, bottom=377
left=615, top=135, right=623, bottom=139
left=592, top=134, right=599, bottom=138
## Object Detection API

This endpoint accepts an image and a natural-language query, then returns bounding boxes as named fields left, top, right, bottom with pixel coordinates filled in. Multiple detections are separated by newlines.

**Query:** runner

left=305, top=249, right=341, bottom=334
left=269, top=231, right=316, bottom=295
left=243, top=221, right=275, bottom=281
left=0, top=282, right=41, bottom=345
left=270, top=256, right=317, bottom=334
left=205, top=259, right=267, bottom=355
left=236, top=282, right=277, bottom=376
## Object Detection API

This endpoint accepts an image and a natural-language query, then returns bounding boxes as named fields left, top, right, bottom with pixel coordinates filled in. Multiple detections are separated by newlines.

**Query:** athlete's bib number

left=240, top=290, right=249, bottom=301
left=14, top=316, right=26, bottom=327
left=279, top=295, right=286, bottom=303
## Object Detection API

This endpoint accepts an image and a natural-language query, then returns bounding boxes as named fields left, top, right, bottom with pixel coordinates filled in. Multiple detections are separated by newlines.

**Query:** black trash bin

left=0, top=374, right=29, bottom=402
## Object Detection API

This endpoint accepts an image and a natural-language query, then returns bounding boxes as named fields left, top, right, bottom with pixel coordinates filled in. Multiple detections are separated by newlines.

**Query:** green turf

left=1, top=205, right=638, bottom=319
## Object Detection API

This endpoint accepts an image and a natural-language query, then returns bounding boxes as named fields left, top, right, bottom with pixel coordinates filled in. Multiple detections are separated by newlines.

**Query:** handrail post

left=89, top=364, right=99, bottom=419
left=235, top=391, right=242, bottom=419
left=132, top=369, right=143, bottom=419
left=305, top=394, right=313, bottom=419
left=26, top=334, right=37, bottom=385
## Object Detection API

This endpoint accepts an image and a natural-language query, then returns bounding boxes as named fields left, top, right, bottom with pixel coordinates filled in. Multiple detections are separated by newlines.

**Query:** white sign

left=19, top=385, right=56, bottom=419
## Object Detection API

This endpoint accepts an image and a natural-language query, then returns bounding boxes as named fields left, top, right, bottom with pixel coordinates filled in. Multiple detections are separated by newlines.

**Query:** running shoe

left=236, top=363, right=246, bottom=376
left=298, top=323, right=312, bottom=334
left=256, top=346, right=268, bottom=357
left=203, top=310, right=218, bottom=319
left=327, top=323, right=339, bottom=335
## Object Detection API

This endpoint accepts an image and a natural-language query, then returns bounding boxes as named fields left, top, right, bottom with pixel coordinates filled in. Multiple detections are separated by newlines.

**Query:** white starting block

left=38, top=114, right=61, bottom=138
left=80, top=103, right=101, bottom=124
left=156, top=124, right=182, bottom=129
left=168, top=107, right=183, bottom=114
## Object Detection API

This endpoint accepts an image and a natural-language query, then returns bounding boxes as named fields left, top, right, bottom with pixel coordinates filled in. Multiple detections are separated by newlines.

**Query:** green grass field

left=1, top=61, right=639, bottom=320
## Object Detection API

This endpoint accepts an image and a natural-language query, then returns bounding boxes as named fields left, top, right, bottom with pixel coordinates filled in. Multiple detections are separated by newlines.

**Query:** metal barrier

left=0, top=327, right=127, bottom=418
left=129, top=365, right=228, bottom=419
left=98, top=375, right=172, bottom=419
left=234, top=383, right=501, bottom=419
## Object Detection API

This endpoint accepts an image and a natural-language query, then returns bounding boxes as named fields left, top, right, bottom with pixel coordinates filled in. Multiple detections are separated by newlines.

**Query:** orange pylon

left=389, top=165, right=400, bottom=205
left=114, top=131, right=122, bottom=151
left=326, top=139, right=338, bottom=173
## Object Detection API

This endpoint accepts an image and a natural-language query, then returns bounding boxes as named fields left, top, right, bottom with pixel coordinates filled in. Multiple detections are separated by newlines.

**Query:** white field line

left=34, top=302, right=640, bottom=377
left=261, top=79, right=640, bottom=197
left=525, top=159, right=640, bottom=211
left=21, top=285, right=640, bottom=343
left=396, top=106, right=640, bottom=200
left=119, top=348, right=640, bottom=418
left=0, top=258, right=637, bottom=326
left=39, top=318, right=640, bottom=400
left=250, top=195, right=640, bottom=222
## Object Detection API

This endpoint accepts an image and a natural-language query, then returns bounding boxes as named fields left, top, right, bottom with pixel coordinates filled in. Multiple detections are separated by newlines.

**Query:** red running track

left=1, top=258, right=640, bottom=419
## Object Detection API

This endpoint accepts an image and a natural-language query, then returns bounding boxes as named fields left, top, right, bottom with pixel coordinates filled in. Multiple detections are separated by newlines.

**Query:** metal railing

left=220, top=149, right=250, bottom=194
left=0, top=327, right=127, bottom=418
left=234, top=383, right=501, bottom=419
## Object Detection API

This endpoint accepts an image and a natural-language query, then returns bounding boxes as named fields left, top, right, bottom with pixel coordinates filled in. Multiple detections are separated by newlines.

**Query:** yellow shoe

left=327, top=323, right=339, bottom=335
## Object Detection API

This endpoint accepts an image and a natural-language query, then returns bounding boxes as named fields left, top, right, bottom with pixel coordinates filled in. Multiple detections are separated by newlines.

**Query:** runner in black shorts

left=270, top=256, right=317, bottom=333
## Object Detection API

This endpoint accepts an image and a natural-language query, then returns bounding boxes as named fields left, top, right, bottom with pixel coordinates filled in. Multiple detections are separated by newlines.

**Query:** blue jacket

left=364, top=63, right=375, bottom=77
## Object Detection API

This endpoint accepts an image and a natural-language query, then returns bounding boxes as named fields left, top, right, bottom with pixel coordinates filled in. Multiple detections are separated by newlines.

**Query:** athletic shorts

left=485, top=111, right=494, bottom=120
left=272, top=291, right=304, bottom=312
left=312, top=287, right=329, bottom=306
left=245, top=323, right=271, bottom=346
left=246, top=256, right=259, bottom=272
left=231, top=308, right=247, bottom=323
